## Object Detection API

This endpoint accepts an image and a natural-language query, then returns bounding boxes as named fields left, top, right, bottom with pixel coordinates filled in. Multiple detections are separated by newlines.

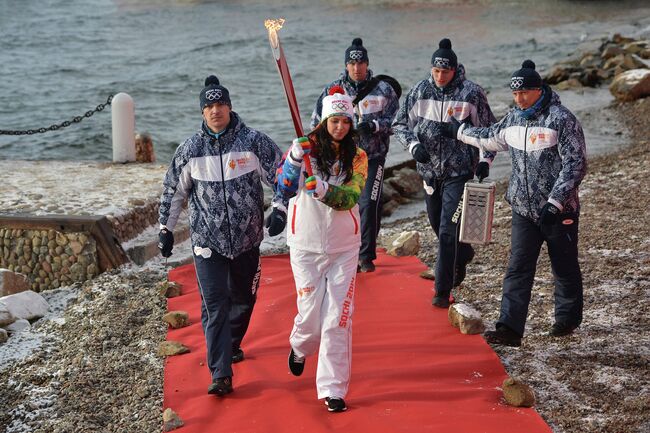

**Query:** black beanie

left=510, top=60, right=542, bottom=90
left=200, top=75, right=231, bottom=110
left=431, top=38, right=457, bottom=69
left=345, top=38, right=369, bottom=64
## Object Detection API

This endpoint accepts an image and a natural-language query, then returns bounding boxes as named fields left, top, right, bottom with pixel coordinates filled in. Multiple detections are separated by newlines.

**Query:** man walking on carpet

left=158, top=75, right=285, bottom=396
left=393, top=38, right=496, bottom=308
left=443, top=60, right=587, bottom=346
left=311, top=38, right=400, bottom=273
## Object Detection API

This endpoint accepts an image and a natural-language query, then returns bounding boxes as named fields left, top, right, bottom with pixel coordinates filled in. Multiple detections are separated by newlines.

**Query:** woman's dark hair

left=310, top=120, right=358, bottom=183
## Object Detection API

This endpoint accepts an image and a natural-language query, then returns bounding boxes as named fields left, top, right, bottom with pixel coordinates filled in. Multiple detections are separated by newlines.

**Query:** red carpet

left=164, top=252, right=551, bottom=433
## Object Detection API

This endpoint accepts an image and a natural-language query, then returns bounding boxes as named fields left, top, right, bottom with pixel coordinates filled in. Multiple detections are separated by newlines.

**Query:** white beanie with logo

left=320, top=86, right=355, bottom=124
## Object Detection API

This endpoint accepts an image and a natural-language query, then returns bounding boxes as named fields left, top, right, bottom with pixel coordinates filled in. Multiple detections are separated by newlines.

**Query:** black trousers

left=499, top=211, right=583, bottom=336
left=424, top=175, right=474, bottom=298
left=358, top=157, right=385, bottom=262
left=193, top=246, right=260, bottom=380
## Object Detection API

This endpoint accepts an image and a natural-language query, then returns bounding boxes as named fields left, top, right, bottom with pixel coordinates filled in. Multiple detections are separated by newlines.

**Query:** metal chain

left=0, top=94, right=114, bottom=136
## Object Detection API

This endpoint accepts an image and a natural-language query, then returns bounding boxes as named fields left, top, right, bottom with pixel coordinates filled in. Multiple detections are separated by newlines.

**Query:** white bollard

left=111, top=92, right=136, bottom=163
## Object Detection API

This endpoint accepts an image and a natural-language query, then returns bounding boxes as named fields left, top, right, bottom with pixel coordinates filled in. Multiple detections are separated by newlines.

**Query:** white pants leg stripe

left=289, top=248, right=358, bottom=400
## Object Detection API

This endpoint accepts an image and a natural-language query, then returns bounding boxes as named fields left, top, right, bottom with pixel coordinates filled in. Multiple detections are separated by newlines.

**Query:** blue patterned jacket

left=311, top=70, right=400, bottom=161
left=392, top=65, right=496, bottom=182
left=457, top=86, right=587, bottom=221
left=159, top=112, right=283, bottom=258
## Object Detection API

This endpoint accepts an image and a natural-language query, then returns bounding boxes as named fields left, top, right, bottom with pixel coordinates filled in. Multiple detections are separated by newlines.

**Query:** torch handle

left=269, top=28, right=313, bottom=178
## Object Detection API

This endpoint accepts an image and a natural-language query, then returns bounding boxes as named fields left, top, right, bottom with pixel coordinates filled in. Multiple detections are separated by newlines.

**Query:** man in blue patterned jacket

left=158, top=75, right=285, bottom=395
left=311, top=38, right=400, bottom=273
left=444, top=60, right=587, bottom=346
left=393, top=38, right=496, bottom=308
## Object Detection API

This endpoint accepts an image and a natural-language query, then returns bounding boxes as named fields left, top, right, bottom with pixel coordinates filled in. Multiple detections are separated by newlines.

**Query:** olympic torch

left=264, top=18, right=313, bottom=177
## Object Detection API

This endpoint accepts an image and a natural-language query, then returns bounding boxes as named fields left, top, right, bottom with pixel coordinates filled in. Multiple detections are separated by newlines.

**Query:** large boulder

left=623, top=40, right=648, bottom=56
left=0, top=302, right=16, bottom=327
left=158, top=341, right=190, bottom=357
left=380, top=182, right=404, bottom=205
left=381, top=199, right=401, bottom=217
left=386, top=167, right=422, bottom=197
left=1, top=290, right=49, bottom=321
left=162, top=311, right=190, bottom=329
left=609, top=69, right=650, bottom=101
left=448, top=303, right=485, bottom=335
left=502, top=377, right=536, bottom=407
left=162, top=408, right=184, bottom=432
left=5, top=318, right=30, bottom=334
left=0, top=269, right=31, bottom=297
left=387, top=231, right=420, bottom=256
left=158, top=281, right=182, bottom=298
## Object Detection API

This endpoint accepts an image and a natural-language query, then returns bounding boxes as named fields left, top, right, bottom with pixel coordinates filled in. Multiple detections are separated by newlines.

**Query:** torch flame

left=265, top=18, right=285, bottom=51
left=264, top=18, right=285, bottom=32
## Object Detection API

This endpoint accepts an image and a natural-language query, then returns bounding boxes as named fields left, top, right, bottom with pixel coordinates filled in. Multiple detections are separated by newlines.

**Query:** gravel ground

left=0, top=97, right=648, bottom=433
left=0, top=266, right=168, bottom=433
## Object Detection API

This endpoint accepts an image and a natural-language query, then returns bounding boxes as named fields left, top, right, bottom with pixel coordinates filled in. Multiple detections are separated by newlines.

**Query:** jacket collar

left=428, top=64, right=466, bottom=94
left=515, top=85, right=555, bottom=120
left=342, top=69, right=374, bottom=90
left=201, top=111, right=242, bottom=141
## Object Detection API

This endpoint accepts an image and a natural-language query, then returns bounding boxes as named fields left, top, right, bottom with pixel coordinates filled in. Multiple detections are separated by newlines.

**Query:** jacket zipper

left=291, top=203, right=297, bottom=235
left=523, top=122, right=534, bottom=218
left=349, top=210, right=359, bottom=235
left=217, top=137, right=234, bottom=256
left=439, top=92, right=445, bottom=178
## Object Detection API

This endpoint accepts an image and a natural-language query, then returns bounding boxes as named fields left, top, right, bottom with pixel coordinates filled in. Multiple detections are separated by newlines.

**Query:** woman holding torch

left=274, top=87, right=368, bottom=412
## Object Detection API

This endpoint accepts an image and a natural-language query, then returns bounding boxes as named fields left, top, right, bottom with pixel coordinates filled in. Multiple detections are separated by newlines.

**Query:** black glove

left=475, top=161, right=490, bottom=182
left=265, top=208, right=287, bottom=237
left=539, top=202, right=560, bottom=225
left=357, top=121, right=376, bottom=136
left=410, top=143, right=431, bottom=163
left=441, top=116, right=462, bottom=139
left=158, top=228, right=174, bottom=258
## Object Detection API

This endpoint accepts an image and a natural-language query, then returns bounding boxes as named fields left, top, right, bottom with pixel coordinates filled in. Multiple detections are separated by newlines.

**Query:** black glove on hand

left=158, top=228, right=174, bottom=258
left=441, top=116, right=462, bottom=139
left=265, top=208, right=287, bottom=237
left=539, top=202, right=560, bottom=225
left=411, top=143, right=431, bottom=163
left=475, top=161, right=490, bottom=182
left=357, top=121, right=376, bottom=136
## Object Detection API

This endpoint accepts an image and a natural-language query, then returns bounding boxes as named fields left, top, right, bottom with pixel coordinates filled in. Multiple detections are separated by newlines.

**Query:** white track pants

left=289, top=247, right=358, bottom=400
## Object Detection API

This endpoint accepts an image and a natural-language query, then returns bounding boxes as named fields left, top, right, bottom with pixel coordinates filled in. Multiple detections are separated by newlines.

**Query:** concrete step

left=142, top=235, right=194, bottom=268
left=122, top=214, right=190, bottom=265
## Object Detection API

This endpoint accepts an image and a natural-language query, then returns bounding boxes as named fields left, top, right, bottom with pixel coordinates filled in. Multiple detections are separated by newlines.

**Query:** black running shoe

left=325, top=397, right=347, bottom=412
left=358, top=259, right=376, bottom=273
left=483, top=325, right=522, bottom=347
left=432, top=295, right=450, bottom=309
left=232, top=347, right=245, bottom=363
left=549, top=322, right=579, bottom=337
left=288, top=348, right=305, bottom=376
left=207, top=376, right=233, bottom=396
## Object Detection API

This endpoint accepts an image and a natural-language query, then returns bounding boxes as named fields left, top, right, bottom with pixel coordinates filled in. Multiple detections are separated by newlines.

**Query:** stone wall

left=107, top=200, right=159, bottom=243
left=0, top=228, right=98, bottom=292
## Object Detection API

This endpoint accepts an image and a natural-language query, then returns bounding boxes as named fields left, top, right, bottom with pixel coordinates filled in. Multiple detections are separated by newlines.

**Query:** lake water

left=1, top=0, right=649, bottom=180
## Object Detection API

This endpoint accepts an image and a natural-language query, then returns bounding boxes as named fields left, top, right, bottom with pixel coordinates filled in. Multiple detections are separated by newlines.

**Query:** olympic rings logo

left=433, top=57, right=450, bottom=69
left=331, top=101, right=350, bottom=111
left=205, top=89, right=223, bottom=100
left=510, top=77, right=524, bottom=90
left=348, top=50, right=364, bottom=60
